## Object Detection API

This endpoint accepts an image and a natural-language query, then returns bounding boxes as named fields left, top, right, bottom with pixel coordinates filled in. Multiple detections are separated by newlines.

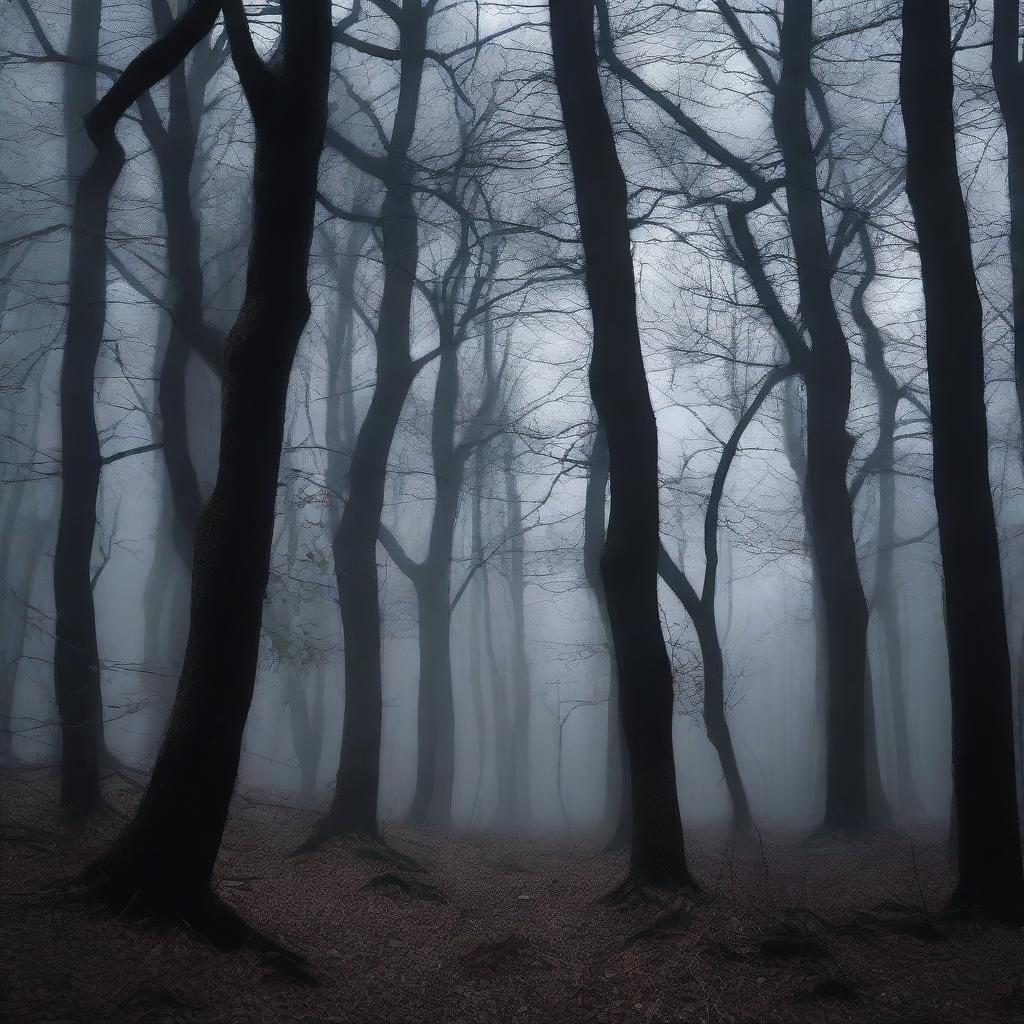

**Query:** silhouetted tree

left=549, top=0, right=691, bottom=887
left=901, top=0, right=1024, bottom=923
left=86, top=0, right=333, bottom=935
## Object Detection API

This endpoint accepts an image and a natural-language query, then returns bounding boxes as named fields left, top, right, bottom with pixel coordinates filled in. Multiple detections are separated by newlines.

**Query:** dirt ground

left=2, top=766, right=1023, bottom=1024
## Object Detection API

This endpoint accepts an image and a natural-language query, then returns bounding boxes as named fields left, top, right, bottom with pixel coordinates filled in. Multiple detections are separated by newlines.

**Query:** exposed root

left=78, top=859, right=317, bottom=984
left=363, top=871, right=445, bottom=903
left=598, top=874, right=701, bottom=910
left=623, top=902, right=694, bottom=945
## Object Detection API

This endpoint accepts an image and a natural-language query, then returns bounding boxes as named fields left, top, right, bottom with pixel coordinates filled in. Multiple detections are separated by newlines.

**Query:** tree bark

left=314, top=0, right=428, bottom=841
left=773, top=0, right=873, bottom=830
left=586, top=427, right=632, bottom=847
left=406, top=347, right=462, bottom=826
left=86, top=0, right=332, bottom=923
left=902, top=0, right=1024, bottom=922
left=52, top=0, right=106, bottom=819
left=549, top=0, right=691, bottom=887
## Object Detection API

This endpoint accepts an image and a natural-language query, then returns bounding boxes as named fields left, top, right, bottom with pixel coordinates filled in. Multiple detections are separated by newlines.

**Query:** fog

left=1, top=0, right=1022, bottom=871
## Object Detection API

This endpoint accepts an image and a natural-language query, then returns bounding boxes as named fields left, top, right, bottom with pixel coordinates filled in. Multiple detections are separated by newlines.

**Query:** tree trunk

left=851, top=222, right=927, bottom=820
left=407, top=344, right=463, bottom=827
left=549, top=0, right=691, bottom=887
left=52, top=0, right=106, bottom=820
left=87, top=0, right=332, bottom=921
left=901, top=0, right=1024, bottom=922
left=773, top=0, right=873, bottom=830
left=314, top=0, right=427, bottom=843
left=586, top=427, right=631, bottom=847
left=501, top=430, right=532, bottom=828
left=993, top=0, right=1024, bottom=482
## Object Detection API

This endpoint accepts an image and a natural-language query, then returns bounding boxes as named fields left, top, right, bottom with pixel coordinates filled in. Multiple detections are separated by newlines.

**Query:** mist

left=2, top=2, right=1023, bottom=1021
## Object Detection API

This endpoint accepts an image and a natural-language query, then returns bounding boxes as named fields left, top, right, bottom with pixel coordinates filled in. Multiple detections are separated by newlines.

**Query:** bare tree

left=901, top=0, right=1024, bottom=923
left=549, top=0, right=692, bottom=887
left=86, top=0, right=334, bottom=939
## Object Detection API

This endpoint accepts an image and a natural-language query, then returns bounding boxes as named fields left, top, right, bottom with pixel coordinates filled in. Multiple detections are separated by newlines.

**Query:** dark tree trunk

left=314, top=1, right=427, bottom=842
left=773, top=0, right=873, bottom=830
left=901, top=0, right=1024, bottom=922
left=549, top=0, right=691, bottom=887
left=86, top=0, right=332, bottom=922
left=586, top=427, right=631, bottom=847
left=138, top=23, right=224, bottom=677
left=406, top=346, right=463, bottom=827
left=659, top=366, right=791, bottom=831
left=994, top=0, right=1024, bottom=474
left=0, top=499, right=45, bottom=762
left=52, top=0, right=106, bottom=820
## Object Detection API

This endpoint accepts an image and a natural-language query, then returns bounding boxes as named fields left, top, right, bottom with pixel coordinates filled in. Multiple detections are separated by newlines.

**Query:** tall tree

left=86, top=0, right=333, bottom=932
left=549, top=0, right=691, bottom=887
left=50, top=0, right=106, bottom=819
left=850, top=219, right=928, bottom=821
left=136, top=3, right=226, bottom=672
left=658, top=364, right=797, bottom=830
left=309, top=0, right=431, bottom=843
left=596, top=0, right=887, bottom=830
left=901, top=0, right=1024, bottom=922
left=993, top=0, right=1024, bottom=454
left=772, top=0, right=872, bottom=829
left=377, top=240, right=503, bottom=828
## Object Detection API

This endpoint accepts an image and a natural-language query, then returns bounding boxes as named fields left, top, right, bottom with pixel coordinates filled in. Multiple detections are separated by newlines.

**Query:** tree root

left=363, top=871, right=445, bottom=903
left=290, top=827, right=425, bottom=875
left=78, top=860, right=318, bottom=984
left=598, top=874, right=702, bottom=910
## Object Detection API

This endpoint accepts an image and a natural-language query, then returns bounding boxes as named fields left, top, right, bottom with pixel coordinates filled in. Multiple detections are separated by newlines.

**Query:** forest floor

left=2, top=767, right=1024, bottom=1024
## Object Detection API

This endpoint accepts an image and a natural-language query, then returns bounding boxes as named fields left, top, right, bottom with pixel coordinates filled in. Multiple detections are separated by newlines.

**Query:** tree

left=49, top=0, right=107, bottom=819
left=596, top=0, right=888, bottom=831
left=135, top=0, right=226, bottom=672
left=772, top=0, right=872, bottom=830
left=549, top=0, right=692, bottom=887
left=86, top=0, right=333, bottom=936
left=658, top=364, right=798, bottom=830
left=901, top=0, right=1024, bottom=923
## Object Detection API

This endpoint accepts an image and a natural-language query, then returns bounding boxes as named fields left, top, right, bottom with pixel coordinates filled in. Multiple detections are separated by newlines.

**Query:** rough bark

left=901, top=0, right=1024, bottom=922
left=549, top=0, right=691, bottom=887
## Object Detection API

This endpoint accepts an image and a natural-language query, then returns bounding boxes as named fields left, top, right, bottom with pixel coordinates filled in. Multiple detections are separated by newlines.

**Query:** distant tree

left=658, top=363, right=797, bottom=831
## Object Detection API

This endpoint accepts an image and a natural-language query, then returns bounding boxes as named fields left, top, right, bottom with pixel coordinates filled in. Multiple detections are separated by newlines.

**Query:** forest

left=2, top=0, right=1024, bottom=1021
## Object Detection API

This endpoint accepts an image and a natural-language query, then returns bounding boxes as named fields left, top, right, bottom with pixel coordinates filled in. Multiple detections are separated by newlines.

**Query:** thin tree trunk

left=52, top=0, right=106, bottom=820
left=313, top=0, right=428, bottom=842
left=851, top=222, right=927, bottom=820
left=773, top=0, right=874, bottom=830
left=902, top=0, right=1024, bottom=922
left=501, top=430, right=532, bottom=829
left=549, top=0, right=691, bottom=887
